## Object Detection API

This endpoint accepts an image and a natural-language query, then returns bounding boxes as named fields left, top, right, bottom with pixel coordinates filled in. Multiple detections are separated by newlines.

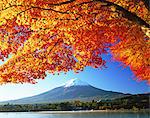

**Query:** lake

left=0, top=112, right=149, bottom=118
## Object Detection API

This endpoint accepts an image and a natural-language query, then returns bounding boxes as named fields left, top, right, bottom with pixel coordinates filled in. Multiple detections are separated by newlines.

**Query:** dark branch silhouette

left=95, top=0, right=150, bottom=28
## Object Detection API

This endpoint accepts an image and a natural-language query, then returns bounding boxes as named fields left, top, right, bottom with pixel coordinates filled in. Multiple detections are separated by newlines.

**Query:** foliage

left=0, top=0, right=150, bottom=84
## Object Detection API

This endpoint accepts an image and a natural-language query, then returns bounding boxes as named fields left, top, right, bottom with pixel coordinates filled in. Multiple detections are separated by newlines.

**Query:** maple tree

left=0, top=0, right=149, bottom=84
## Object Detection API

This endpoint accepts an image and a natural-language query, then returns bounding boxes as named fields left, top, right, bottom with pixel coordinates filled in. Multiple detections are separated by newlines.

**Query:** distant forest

left=0, top=94, right=149, bottom=112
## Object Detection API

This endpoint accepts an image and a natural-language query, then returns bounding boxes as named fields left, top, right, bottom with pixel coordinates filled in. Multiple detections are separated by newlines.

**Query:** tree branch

left=142, top=0, right=150, bottom=11
left=49, top=0, right=75, bottom=6
left=94, top=0, right=150, bottom=28
left=0, top=5, right=23, bottom=11
left=31, top=6, right=70, bottom=14
left=31, top=6, right=82, bottom=20
left=2, top=0, right=149, bottom=29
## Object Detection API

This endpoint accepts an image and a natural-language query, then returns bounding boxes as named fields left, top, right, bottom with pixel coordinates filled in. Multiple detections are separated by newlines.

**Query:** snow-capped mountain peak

left=64, top=78, right=89, bottom=88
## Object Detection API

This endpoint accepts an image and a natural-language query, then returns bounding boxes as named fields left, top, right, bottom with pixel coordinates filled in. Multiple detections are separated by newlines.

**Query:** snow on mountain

left=64, top=78, right=89, bottom=88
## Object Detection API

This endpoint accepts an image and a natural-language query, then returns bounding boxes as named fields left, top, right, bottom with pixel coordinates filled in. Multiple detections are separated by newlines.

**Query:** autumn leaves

left=0, top=0, right=149, bottom=84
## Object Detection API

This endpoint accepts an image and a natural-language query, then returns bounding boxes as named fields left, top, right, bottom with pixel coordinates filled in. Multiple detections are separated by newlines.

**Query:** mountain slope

left=1, top=79, right=129, bottom=104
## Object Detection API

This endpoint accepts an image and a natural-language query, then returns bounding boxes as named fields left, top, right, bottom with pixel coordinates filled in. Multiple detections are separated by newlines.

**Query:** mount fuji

left=1, top=79, right=129, bottom=104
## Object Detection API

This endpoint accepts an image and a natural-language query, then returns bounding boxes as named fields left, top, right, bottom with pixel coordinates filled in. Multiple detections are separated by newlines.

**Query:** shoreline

left=37, top=109, right=150, bottom=114
left=0, top=109, right=149, bottom=113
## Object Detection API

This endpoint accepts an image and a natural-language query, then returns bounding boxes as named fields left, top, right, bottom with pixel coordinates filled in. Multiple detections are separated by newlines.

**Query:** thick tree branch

left=142, top=0, right=150, bottom=11
left=94, top=0, right=150, bottom=28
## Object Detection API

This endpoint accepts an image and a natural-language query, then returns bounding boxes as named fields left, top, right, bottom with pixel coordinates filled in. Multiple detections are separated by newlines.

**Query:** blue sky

left=0, top=53, right=149, bottom=101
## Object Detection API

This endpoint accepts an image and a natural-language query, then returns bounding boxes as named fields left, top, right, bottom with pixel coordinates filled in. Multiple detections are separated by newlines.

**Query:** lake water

left=0, top=112, right=149, bottom=118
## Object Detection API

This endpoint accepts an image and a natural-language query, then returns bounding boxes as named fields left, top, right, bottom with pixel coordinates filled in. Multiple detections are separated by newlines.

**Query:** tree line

left=0, top=94, right=149, bottom=112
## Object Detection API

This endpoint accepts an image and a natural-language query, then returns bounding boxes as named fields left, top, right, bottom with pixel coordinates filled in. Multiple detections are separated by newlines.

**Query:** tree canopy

left=0, top=0, right=150, bottom=84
